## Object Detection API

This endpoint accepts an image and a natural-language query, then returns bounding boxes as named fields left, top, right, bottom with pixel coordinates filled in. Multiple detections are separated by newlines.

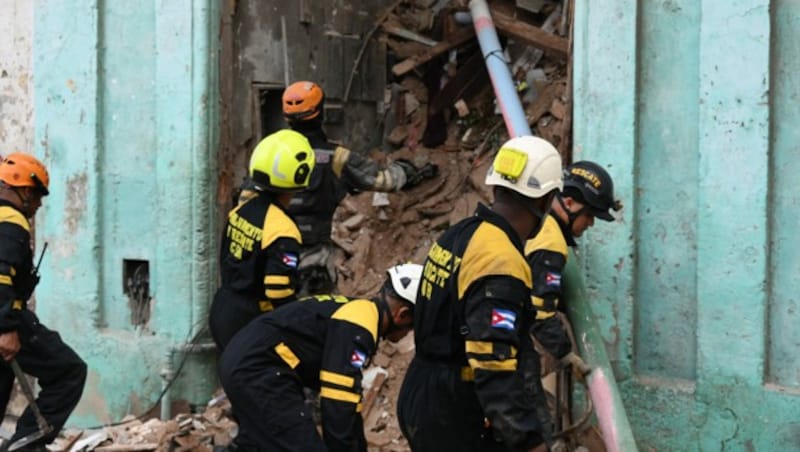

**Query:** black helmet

left=563, top=161, right=619, bottom=221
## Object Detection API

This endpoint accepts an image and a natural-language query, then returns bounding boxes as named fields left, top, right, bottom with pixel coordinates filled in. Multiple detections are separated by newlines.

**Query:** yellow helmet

left=249, top=129, right=315, bottom=192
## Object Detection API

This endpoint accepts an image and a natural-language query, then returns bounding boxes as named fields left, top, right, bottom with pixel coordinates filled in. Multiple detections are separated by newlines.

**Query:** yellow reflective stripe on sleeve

left=465, top=341, right=493, bottom=355
left=274, top=342, right=300, bottom=369
left=533, top=295, right=557, bottom=320
left=320, top=387, right=361, bottom=404
left=461, top=366, right=475, bottom=381
left=0, top=275, right=12, bottom=286
left=536, top=310, right=556, bottom=320
left=332, top=146, right=350, bottom=178
left=320, top=370, right=355, bottom=388
left=8, top=267, right=15, bottom=277
left=259, top=301, right=274, bottom=312
left=266, top=288, right=294, bottom=299
left=264, top=275, right=290, bottom=286
left=468, top=358, right=518, bottom=372
left=331, top=299, right=379, bottom=343
left=465, top=341, right=517, bottom=357
left=0, top=207, right=30, bottom=232
left=12, top=300, right=22, bottom=310
left=356, top=402, right=363, bottom=413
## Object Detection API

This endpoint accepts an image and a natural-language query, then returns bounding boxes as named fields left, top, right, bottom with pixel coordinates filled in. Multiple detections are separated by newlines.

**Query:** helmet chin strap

left=518, top=191, right=555, bottom=239
left=556, top=193, right=587, bottom=235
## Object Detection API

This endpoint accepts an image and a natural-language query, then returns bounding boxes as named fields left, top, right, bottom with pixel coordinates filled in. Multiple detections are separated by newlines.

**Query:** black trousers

left=218, top=325, right=325, bottom=452
left=209, top=288, right=261, bottom=351
left=0, top=310, right=86, bottom=447
left=397, top=358, right=511, bottom=452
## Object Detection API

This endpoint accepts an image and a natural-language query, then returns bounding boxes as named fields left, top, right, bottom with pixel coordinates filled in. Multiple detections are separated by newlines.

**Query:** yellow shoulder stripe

left=0, top=206, right=30, bottom=232
left=320, top=387, right=361, bottom=404
left=331, top=299, right=378, bottom=343
left=458, top=222, right=531, bottom=298
left=524, top=215, right=568, bottom=257
left=320, top=370, right=355, bottom=388
left=261, top=204, right=302, bottom=249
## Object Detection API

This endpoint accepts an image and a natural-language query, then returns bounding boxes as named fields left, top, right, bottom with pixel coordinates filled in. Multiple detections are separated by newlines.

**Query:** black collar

left=474, top=203, right=526, bottom=253
left=0, top=199, right=21, bottom=213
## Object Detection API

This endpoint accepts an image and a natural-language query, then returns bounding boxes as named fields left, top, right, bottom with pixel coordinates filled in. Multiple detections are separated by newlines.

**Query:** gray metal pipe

left=160, top=341, right=218, bottom=420
left=468, top=0, right=532, bottom=137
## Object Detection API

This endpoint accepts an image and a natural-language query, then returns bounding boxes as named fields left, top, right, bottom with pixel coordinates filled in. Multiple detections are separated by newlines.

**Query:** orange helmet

left=0, top=152, right=50, bottom=196
left=282, top=81, right=324, bottom=122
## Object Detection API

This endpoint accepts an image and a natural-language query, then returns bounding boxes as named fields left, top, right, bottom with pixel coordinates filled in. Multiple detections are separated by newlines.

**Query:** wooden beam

left=391, top=26, right=476, bottom=77
left=488, top=5, right=568, bottom=60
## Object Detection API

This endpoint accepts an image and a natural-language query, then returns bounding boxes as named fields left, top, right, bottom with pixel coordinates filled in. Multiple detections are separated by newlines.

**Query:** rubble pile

left=42, top=0, right=585, bottom=450
left=48, top=399, right=237, bottom=452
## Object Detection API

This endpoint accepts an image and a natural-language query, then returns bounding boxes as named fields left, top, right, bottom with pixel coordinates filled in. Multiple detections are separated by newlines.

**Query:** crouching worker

left=218, top=263, right=422, bottom=451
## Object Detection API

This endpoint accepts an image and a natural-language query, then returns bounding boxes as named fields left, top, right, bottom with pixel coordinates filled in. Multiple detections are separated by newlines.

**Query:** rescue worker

left=239, top=80, right=438, bottom=296
left=526, top=161, right=621, bottom=363
left=209, top=129, right=315, bottom=350
left=397, top=136, right=563, bottom=452
left=218, top=263, right=422, bottom=451
left=0, top=153, right=87, bottom=449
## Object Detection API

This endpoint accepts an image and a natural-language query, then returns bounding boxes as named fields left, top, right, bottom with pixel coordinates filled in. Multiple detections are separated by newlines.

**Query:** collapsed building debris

left=38, top=1, right=596, bottom=450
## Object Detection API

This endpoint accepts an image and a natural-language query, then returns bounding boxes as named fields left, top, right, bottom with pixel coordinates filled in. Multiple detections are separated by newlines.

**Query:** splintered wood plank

left=391, top=26, right=476, bottom=76
left=488, top=5, right=568, bottom=60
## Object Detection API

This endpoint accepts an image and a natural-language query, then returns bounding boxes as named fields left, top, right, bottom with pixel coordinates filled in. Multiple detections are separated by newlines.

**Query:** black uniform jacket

left=256, top=294, right=382, bottom=452
left=218, top=192, right=301, bottom=312
left=524, top=214, right=574, bottom=359
left=0, top=200, right=36, bottom=332
left=413, top=203, right=544, bottom=449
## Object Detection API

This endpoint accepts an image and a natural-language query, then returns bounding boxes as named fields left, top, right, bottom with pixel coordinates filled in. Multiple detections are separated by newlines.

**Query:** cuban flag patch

left=282, top=253, right=299, bottom=268
left=350, top=349, right=367, bottom=369
left=545, top=272, right=562, bottom=287
left=490, top=309, right=517, bottom=331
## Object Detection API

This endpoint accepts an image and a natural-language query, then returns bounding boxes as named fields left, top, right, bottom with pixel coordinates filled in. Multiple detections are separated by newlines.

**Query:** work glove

left=560, top=352, right=591, bottom=381
left=395, top=158, right=439, bottom=189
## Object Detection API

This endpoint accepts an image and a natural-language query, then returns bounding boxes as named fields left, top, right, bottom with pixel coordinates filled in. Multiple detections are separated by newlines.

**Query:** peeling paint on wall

left=0, top=0, right=34, bottom=154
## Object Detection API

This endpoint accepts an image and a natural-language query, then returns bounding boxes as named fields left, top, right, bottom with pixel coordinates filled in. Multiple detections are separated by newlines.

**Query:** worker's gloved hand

left=395, top=159, right=439, bottom=189
left=560, top=352, right=591, bottom=381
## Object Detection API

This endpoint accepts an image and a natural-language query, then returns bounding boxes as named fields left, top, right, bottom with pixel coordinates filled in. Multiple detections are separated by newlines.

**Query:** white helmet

left=485, top=136, right=563, bottom=198
left=386, top=263, right=423, bottom=305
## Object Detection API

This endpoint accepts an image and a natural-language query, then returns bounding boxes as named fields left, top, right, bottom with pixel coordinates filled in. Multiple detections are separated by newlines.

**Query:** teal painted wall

left=574, top=0, right=800, bottom=449
left=33, top=0, right=219, bottom=425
